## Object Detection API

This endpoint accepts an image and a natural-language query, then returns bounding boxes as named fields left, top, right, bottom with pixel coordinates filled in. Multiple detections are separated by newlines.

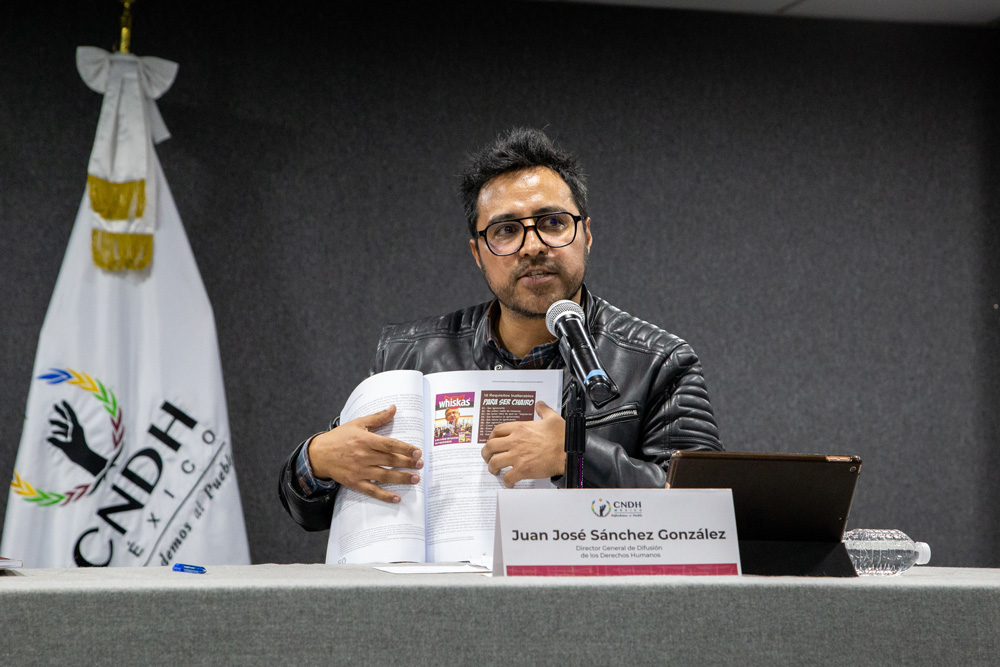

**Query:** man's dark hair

left=460, top=127, right=588, bottom=237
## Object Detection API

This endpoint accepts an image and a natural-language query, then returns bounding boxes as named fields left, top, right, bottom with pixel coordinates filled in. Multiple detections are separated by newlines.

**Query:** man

left=443, top=407, right=462, bottom=435
left=278, top=127, right=722, bottom=531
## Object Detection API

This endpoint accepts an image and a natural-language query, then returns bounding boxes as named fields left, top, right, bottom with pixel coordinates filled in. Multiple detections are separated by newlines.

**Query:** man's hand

left=308, top=405, right=423, bottom=504
left=481, top=400, right=566, bottom=488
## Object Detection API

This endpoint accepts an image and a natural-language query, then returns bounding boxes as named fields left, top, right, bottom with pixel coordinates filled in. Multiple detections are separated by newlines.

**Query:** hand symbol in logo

left=592, top=499, right=611, bottom=517
left=47, top=400, right=108, bottom=477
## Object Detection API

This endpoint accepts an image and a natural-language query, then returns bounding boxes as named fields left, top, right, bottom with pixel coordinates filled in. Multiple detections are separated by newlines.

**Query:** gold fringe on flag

left=87, top=174, right=146, bottom=220
left=91, top=229, right=153, bottom=271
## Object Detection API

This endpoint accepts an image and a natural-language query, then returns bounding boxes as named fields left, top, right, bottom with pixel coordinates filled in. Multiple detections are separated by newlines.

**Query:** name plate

left=493, top=488, right=741, bottom=576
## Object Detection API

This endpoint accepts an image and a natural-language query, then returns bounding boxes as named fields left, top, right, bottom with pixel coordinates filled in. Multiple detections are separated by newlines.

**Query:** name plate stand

left=493, top=489, right=741, bottom=576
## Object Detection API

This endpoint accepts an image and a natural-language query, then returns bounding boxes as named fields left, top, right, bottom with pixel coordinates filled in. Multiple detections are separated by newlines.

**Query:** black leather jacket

left=278, top=287, right=723, bottom=531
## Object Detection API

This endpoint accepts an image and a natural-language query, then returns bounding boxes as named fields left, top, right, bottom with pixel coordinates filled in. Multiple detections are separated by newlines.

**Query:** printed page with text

left=326, top=369, right=561, bottom=566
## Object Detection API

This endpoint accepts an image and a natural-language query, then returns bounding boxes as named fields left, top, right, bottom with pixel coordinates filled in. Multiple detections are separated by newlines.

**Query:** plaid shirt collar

left=484, top=300, right=563, bottom=370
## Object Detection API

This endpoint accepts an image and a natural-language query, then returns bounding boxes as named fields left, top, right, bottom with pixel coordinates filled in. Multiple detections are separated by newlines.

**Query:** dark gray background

left=1, top=1, right=997, bottom=567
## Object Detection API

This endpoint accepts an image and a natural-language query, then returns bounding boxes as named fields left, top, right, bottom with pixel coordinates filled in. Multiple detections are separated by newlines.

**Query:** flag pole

left=117, top=0, right=137, bottom=54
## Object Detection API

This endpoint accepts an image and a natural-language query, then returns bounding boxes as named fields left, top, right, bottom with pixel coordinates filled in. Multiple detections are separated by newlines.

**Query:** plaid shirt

left=483, top=301, right=563, bottom=370
left=295, top=432, right=337, bottom=496
left=296, top=301, right=562, bottom=496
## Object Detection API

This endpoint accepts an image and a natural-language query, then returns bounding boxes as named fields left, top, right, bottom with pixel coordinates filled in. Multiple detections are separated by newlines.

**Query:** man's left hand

left=482, top=400, right=567, bottom=487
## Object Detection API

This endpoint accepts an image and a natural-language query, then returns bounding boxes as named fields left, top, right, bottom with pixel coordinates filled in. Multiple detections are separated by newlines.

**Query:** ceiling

left=546, top=0, right=1000, bottom=25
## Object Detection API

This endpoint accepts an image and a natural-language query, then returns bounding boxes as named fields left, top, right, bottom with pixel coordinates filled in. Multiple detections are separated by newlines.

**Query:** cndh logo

left=11, top=368, right=126, bottom=508
left=592, top=499, right=611, bottom=517
left=591, top=498, right=643, bottom=518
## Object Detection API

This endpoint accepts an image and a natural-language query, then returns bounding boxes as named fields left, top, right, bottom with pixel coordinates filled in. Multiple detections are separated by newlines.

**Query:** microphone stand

left=549, top=300, right=618, bottom=489
left=564, top=378, right=586, bottom=489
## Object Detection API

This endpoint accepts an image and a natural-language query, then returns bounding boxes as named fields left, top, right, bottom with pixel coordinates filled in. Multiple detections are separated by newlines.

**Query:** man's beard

left=481, top=249, right=588, bottom=319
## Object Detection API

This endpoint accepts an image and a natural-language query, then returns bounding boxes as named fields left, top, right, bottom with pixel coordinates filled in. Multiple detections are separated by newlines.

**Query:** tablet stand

left=739, top=540, right=857, bottom=577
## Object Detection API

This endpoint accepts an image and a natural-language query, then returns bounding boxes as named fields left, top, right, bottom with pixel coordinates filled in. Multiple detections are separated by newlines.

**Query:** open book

left=325, top=369, right=562, bottom=567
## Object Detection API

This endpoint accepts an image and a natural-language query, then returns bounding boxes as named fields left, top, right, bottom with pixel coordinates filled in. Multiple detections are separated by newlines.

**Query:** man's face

left=469, top=166, right=592, bottom=319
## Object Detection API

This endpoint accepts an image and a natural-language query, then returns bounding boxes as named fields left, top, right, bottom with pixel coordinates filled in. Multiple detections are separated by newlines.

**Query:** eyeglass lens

left=485, top=213, right=577, bottom=255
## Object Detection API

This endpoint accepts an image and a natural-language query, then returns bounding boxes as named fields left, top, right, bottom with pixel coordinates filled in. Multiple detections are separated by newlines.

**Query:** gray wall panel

left=1, top=1, right=997, bottom=566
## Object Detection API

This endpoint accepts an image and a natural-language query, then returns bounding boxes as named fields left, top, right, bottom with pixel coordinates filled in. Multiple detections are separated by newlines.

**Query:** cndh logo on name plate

left=591, top=498, right=643, bottom=518
left=592, top=498, right=611, bottom=517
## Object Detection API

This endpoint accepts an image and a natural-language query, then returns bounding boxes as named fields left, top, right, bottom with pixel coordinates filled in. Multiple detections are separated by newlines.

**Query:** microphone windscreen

left=545, top=299, right=584, bottom=336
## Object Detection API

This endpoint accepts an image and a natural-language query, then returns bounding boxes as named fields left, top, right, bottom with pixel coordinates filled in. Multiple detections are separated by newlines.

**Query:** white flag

left=1, top=48, right=251, bottom=568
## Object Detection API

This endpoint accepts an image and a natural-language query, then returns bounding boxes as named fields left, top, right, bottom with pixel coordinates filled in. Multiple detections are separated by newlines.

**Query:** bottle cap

left=915, top=542, right=931, bottom=565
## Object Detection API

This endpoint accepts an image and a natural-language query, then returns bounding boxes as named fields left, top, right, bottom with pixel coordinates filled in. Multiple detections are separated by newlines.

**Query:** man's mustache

left=514, top=259, right=561, bottom=279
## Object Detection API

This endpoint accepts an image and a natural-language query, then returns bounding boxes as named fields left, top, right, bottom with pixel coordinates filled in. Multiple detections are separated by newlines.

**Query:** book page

left=422, top=369, right=561, bottom=568
left=326, top=370, right=427, bottom=564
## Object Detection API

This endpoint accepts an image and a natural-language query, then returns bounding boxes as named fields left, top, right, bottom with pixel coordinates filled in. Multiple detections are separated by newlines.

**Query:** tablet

left=666, top=451, right=862, bottom=543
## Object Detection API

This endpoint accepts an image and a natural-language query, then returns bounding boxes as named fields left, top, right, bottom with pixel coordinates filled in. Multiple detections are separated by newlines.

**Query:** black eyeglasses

left=476, top=212, right=583, bottom=256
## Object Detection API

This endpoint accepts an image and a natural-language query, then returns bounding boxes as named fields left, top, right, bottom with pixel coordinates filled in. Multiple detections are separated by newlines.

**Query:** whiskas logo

left=436, top=393, right=473, bottom=410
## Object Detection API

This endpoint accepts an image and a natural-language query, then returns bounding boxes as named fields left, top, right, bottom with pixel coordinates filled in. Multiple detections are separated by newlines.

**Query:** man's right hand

left=307, top=405, right=423, bottom=504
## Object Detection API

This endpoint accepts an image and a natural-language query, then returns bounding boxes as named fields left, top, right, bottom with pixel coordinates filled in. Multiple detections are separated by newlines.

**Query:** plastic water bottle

left=842, top=528, right=931, bottom=576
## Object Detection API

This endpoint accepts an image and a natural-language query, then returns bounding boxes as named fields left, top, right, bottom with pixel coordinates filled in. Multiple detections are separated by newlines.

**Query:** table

left=2, top=565, right=998, bottom=665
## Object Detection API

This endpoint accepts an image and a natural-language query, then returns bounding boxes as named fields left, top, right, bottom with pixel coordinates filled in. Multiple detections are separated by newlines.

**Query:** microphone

left=545, top=300, right=619, bottom=408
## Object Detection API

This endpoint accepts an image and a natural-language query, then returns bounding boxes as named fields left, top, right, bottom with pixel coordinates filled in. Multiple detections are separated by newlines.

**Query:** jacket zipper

left=585, top=406, right=639, bottom=429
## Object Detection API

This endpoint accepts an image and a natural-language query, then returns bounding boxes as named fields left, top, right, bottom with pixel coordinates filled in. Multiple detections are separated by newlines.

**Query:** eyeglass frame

left=474, top=212, right=585, bottom=257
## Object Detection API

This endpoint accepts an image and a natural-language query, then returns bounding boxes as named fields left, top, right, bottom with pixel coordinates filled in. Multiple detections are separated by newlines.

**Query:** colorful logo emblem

left=592, top=498, right=611, bottom=517
left=10, top=368, right=125, bottom=507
